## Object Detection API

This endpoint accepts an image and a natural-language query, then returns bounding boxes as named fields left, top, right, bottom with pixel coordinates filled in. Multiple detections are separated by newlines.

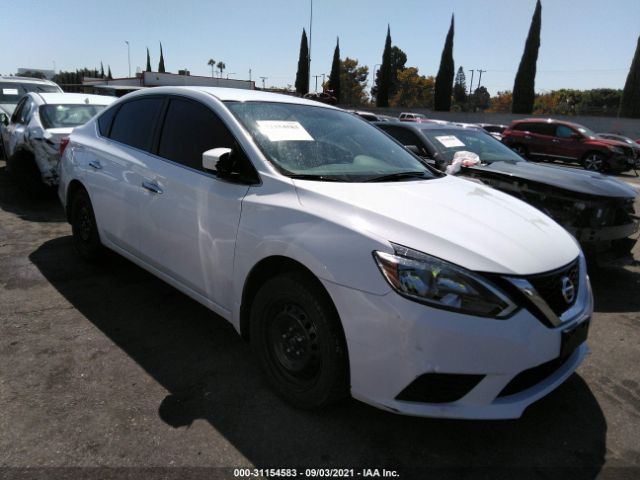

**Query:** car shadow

left=589, top=264, right=640, bottom=313
left=29, top=236, right=607, bottom=478
left=0, top=161, right=65, bottom=223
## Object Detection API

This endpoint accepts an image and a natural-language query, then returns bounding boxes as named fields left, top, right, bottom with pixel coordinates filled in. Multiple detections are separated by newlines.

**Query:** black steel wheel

left=70, top=188, right=103, bottom=261
left=250, top=272, right=349, bottom=409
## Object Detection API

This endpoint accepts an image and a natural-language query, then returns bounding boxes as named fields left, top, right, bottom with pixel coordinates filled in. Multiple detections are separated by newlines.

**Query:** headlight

left=607, top=145, right=624, bottom=155
left=373, top=244, right=517, bottom=318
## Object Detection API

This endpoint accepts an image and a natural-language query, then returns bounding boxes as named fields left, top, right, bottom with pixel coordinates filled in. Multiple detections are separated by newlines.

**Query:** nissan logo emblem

left=561, top=276, right=575, bottom=304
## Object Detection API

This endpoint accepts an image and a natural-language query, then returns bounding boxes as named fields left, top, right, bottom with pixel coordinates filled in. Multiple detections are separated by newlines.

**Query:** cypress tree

left=328, top=37, right=341, bottom=102
left=376, top=26, right=392, bottom=107
left=158, top=42, right=166, bottom=73
left=453, top=66, right=467, bottom=105
left=100, top=62, right=105, bottom=79
left=146, top=48, right=152, bottom=72
left=512, top=0, right=542, bottom=114
left=107, top=65, right=113, bottom=80
left=620, top=35, right=640, bottom=118
left=294, top=29, right=310, bottom=95
left=434, top=15, right=455, bottom=111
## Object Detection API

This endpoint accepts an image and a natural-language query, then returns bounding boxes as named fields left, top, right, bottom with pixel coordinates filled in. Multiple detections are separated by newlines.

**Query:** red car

left=502, top=118, right=636, bottom=173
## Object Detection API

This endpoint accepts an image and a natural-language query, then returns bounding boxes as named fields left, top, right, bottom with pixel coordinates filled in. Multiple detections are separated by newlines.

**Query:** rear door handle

left=552, top=139, right=560, bottom=143
left=142, top=180, right=163, bottom=194
left=524, top=135, right=532, bottom=140
left=88, top=160, right=102, bottom=170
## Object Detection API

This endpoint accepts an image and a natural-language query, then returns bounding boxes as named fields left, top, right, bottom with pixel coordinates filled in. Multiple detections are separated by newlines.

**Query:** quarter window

left=109, top=97, right=164, bottom=151
left=158, top=98, right=235, bottom=170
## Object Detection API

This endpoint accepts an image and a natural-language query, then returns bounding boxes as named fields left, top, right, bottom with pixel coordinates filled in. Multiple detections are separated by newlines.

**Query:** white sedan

left=3, top=92, right=114, bottom=189
left=58, top=86, right=592, bottom=419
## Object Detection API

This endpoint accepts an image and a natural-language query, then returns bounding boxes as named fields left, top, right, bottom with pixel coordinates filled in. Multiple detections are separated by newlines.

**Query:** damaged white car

left=2, top=92, right=114, bottom=190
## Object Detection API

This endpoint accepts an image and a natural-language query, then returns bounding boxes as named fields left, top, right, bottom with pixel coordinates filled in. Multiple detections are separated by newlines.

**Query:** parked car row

left=375, top=120, right=639, bottom=262
left=53, top=86, right=598, bottom=420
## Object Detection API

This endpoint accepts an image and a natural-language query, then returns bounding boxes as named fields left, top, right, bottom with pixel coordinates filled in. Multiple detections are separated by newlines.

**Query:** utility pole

left=468, top=70, right=475, bottom=96
left=308, top=0, right=313, bottom=92
left=313, top=74, right=321, bottom=92
left=260, top=76, right=268, bottom=90
left=476, top=69, right=486, bottom=90
left=125, top=41, right=131, bottom=77
left=249, top=69, right=252, bottom=82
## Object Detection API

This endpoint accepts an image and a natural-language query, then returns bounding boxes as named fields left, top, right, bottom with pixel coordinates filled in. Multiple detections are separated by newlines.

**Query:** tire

left=583, top=152, right=606, bottom=172
left=250, top=272, right=349, bottom=409
left=70, top=188, right=104, bottom=261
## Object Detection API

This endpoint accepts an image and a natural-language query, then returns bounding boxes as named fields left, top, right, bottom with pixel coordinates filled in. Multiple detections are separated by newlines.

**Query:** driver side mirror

left=202, top=147, right=233, bottom=175
left=0, top=113, right=8, bottom=126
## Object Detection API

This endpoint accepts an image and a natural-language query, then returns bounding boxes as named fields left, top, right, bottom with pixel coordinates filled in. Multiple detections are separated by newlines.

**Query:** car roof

left=512, top=117, right=587, bottom=130
left=120, top=86, right=338, bottom=109
left=0, top=76, right=60, bottom=87
left=35, top=92, right=116, bottom=105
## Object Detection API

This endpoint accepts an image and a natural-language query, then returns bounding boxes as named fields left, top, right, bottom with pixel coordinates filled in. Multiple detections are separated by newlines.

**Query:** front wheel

left=583, top=152, right=606, bottom=172
left=70, top=189, right=104, bottom=261
left=250, top=272, right=349, bottom=409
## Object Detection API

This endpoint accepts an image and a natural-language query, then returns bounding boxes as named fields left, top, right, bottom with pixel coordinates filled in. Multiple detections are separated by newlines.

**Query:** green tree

left=207, top=58, right=216, bottom=77
left=107, top=65, right=113, bottom=80
left=620, top=35, right=640, bottom=118
left=328, top=37, right=341, bottom=102
left=471, top=86, right=491, bottom=111
left=434, top=15, right=455, bottom=111
left=390, top=68, right=435, bottom=109
left=512, top=0, right=542, bottom=113
left=487, top=91, right=513, bottom=113
left=372, top=46, right=407, bottom=102
left=158, top=42, right=166, bottom=73
left=453, top=66, right=467, bottom=107
left=217, top=61, right=226, bottom=77
left=146, top=48, right=152, bottom=72
left=17, top=70, right=47, bottom=79
left=376, top=26, right=392, bottom=107
left=339, top=58, right=369, bottom=106
left=100, top=62, right=105, bottom=79
left=294, top=29, right=310, bottom=95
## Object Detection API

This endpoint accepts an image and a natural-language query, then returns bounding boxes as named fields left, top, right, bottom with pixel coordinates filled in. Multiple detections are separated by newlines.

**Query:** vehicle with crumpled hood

left=2, top=92, right=114, bottom=190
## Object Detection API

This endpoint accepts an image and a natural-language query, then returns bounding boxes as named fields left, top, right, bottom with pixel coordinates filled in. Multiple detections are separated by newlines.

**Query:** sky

left=1, top=0, right=638, bottom=96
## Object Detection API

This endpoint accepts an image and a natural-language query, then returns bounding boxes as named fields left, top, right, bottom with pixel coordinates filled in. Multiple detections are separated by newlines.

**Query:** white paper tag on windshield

left=257, top=121, right=314, bottom=142
left=435, top=135, right=465, bottom=148
left=2, top=88, right=19, bottom=95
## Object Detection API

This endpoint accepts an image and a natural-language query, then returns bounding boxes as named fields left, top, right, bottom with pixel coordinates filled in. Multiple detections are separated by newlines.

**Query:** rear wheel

left=583, top=152, right=606, bottom=172
left=70, top=188, right=104, bottom=261
left=250, top=272, right=349, bottom=409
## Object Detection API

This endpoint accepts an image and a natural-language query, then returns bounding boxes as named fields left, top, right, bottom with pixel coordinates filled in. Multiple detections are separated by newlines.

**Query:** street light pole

left=260, top=76, right=268, bottom=90
left=125, top=41, right=131, bottom=77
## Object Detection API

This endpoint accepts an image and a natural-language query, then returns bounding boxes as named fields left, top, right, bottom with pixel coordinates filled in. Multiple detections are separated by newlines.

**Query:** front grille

left=395, top=373, right=485, bottom=403
left=527, top=259, right=580, bottom=317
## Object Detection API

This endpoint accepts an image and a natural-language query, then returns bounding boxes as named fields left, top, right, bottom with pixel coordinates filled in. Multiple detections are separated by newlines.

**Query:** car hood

left=293, top=175, right=580, bottom=275
left=478, top=161, right=637, bottom=198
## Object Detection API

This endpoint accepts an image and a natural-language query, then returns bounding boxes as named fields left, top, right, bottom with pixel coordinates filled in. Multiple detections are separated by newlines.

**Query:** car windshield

left=39, top=104, right=107, bottom=129
left=576, top=126, right=598, bottom=138
left=0, top=82, right=60, bottom=105
left=420, top=128, right=524, bottom=163
left=226, top=101, right=437, bottom=181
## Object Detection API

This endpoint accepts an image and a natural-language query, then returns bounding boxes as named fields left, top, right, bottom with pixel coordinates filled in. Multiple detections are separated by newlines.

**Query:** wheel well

left=239, top=256, right=338, bottom=341
left=581, top=149, right=607, bottom=161
left=65, top=180, right=87, bottom=223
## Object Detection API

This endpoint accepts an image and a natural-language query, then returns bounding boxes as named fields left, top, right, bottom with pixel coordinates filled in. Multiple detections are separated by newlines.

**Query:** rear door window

left=555, top=125, right=574, bottom=138
left=109, top=97, right=164, bottom=151
left=157, top=97, right=235, bottom=171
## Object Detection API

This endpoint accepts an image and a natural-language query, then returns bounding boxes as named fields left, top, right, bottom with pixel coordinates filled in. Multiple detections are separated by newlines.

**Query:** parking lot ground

left=1, top=159, right=639, bottom=480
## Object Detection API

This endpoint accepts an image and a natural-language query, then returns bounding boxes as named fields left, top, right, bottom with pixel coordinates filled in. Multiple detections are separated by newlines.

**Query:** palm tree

left=216, top=61, right=226, bottom=78
left=207, top=58, right=215, bottom=78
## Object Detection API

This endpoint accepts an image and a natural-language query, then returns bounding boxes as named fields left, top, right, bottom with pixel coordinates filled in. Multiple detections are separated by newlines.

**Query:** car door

left=4, top=96, right=31, bottom=157
left=552, top=124, right=581, bottom=160
left=82, top=96, right=165, bottom=255
left=135, top=96, right=254, bottom=312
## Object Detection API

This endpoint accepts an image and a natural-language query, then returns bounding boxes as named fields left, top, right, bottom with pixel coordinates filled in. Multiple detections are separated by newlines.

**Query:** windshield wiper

left=363, top=171, right=429, bottom=182
left=288, top=174, right=348, bottom=182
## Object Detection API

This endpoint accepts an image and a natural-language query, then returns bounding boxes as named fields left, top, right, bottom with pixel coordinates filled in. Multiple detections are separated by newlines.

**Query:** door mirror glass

left=0, top=113, right=8, bottom=126
left=202, top=147, right=233, bottom=174
left=405, top=144, right=420, bottom=155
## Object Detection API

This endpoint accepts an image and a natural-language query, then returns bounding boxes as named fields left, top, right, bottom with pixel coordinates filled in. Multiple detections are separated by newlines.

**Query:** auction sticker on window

left=257, top=121, right=314, bottom=142
left=2, top=88, right=19, bottom=95
left=435, top=135, right=465, bottom=148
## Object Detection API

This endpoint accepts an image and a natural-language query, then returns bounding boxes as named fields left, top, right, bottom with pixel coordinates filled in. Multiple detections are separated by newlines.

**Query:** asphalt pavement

left=1, top=160, right=639, bottom=480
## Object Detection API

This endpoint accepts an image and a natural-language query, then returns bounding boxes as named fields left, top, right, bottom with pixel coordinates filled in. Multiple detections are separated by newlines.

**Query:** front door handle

left=88, top=160, right=102, bottom=170
left=552, top=139, right=560, bottom=143
left=142, top=180, right=163, bottom=194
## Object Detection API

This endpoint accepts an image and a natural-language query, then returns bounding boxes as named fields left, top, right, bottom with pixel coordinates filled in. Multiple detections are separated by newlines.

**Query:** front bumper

left=322, top=261, right=593, bottom=420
